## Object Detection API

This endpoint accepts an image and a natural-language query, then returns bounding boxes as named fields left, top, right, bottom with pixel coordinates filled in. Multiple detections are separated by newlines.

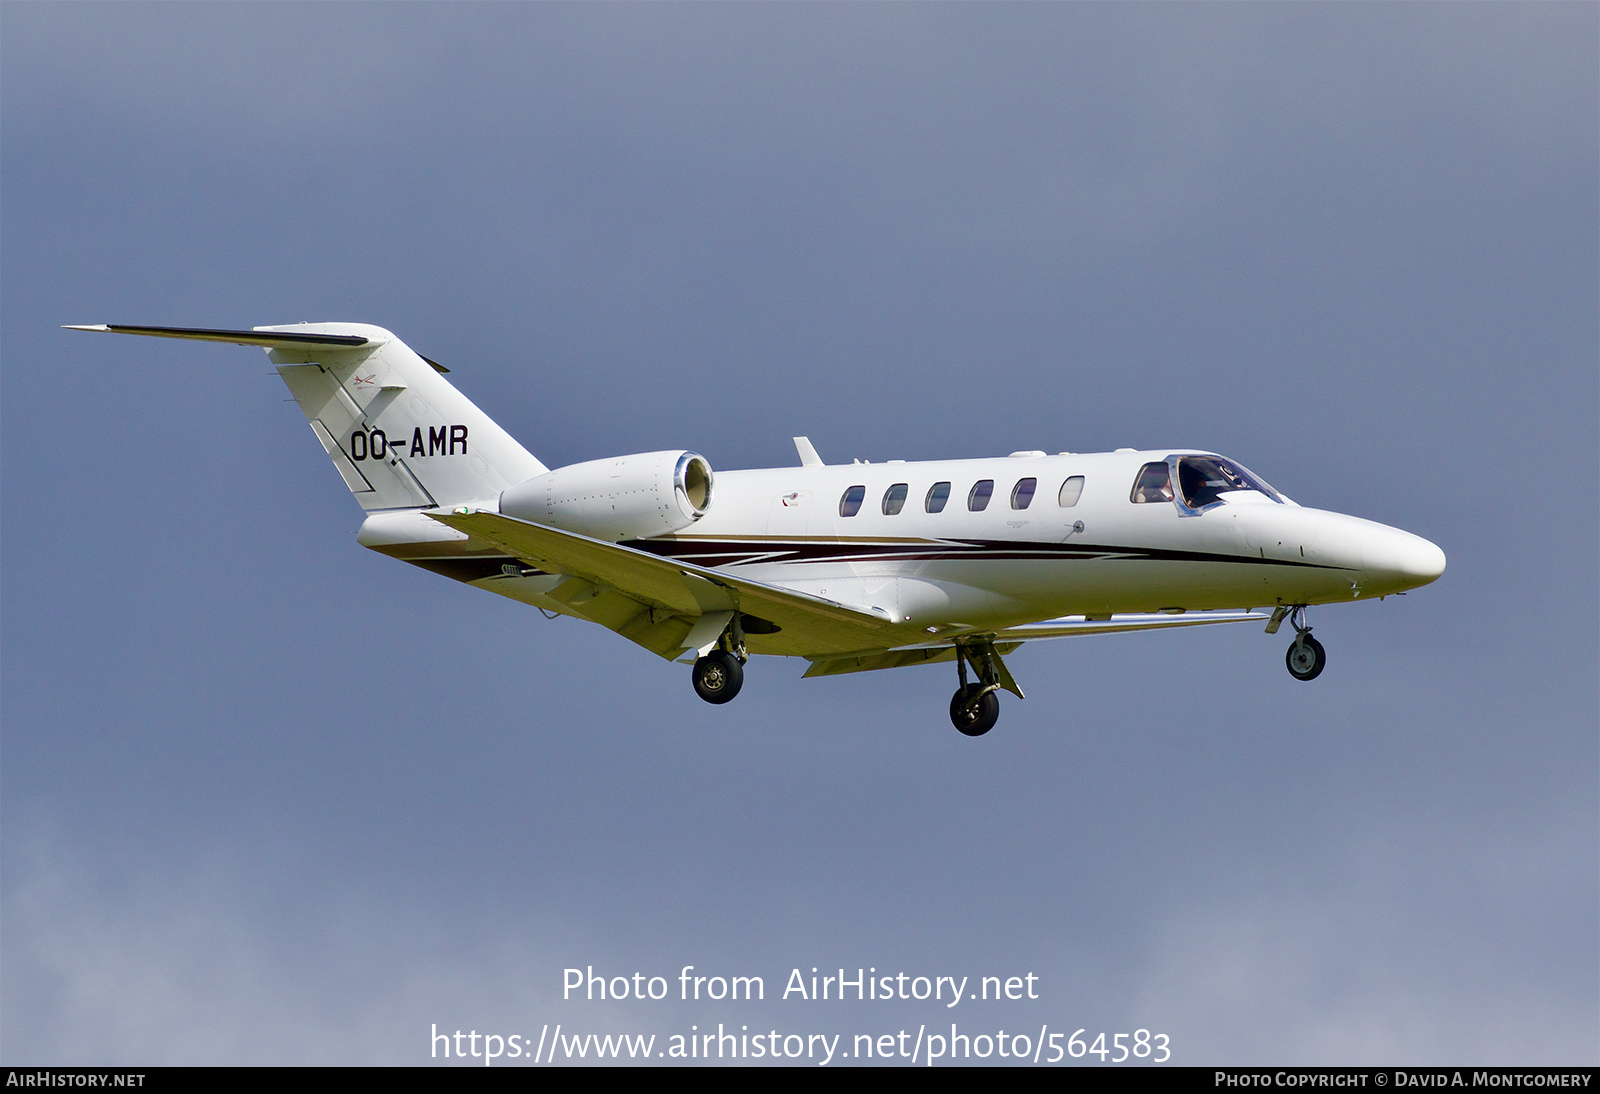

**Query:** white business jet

left=68, top=322, right=1446, bottom=736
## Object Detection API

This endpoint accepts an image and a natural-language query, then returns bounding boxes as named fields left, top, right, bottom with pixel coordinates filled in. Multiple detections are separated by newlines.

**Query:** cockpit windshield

left=1176, top=456, right=1282, bottom=509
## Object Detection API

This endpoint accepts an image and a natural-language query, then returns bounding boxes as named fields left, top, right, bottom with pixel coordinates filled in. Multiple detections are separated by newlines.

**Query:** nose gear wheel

left=1282, top=607, right=1326, bottom=681
left=1286, top=634, right=1326, bottom=681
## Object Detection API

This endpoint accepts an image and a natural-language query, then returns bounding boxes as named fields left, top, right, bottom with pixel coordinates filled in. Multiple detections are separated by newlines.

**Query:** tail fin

left=68, top=322, right=547, bottom=510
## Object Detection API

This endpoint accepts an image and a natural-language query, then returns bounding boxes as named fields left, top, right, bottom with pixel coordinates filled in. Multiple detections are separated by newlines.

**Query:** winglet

left=794, top=436, right=823, bottom=467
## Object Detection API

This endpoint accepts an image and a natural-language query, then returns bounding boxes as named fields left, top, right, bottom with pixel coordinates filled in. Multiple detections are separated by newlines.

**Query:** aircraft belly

left=836, top=552, right=1350, bottom=617
left=730, top=562, right=1024, bottom=631
left=909, top=556, right=1196, bottom=615
left=718, top=534, right=1355, bottom=622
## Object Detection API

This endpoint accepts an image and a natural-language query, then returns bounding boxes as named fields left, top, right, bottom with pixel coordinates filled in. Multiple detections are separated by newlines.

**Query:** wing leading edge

left=801, top=610, right=1266, bottom=678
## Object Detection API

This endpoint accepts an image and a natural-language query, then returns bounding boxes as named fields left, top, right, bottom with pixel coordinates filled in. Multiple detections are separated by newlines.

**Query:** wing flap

left=430, top=510, right=894, bottom=654
left=457, top=516, right=705, bottom=614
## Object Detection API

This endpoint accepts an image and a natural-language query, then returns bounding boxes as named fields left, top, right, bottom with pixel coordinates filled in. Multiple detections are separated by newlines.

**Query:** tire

left=692, top=651, right=744, bottom=704
left=949, top=684, right=1000, bottom=736
left=1285, top=634, right=1326, bottom=681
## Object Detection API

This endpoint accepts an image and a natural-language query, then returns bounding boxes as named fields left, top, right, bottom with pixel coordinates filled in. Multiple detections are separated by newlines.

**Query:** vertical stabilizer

left=264, top=324, right=546, bottom=510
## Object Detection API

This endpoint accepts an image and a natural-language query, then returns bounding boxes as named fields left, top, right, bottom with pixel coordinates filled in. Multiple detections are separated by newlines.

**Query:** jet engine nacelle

left=499, top=450, right=714, bottom=541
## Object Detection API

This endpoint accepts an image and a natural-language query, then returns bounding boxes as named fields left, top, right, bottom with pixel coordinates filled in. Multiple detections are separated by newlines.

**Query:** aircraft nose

left=1364, top=526, right=1446, bottom=591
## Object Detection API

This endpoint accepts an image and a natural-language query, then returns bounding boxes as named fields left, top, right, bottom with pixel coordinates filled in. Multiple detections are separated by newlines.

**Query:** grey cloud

left=1131, top=810, right=1598, bottom=1064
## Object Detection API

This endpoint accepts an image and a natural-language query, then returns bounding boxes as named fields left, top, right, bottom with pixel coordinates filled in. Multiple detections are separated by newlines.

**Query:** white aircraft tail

left=69, top=322, right=548, bottom=510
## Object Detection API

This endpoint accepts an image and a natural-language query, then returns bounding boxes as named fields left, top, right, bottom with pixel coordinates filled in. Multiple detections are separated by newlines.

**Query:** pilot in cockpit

left=1131, top=462, right=1174, bottom=504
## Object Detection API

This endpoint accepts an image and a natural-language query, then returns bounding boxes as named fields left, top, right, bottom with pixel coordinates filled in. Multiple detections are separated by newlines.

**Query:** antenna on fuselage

left=794, top=437, right=823, bottom=468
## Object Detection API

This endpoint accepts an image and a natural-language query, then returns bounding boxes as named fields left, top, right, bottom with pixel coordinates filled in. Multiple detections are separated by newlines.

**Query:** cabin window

left=840, top=485, right=866, bottom=517
left=968, top=479, right=994, bottom=511
left=1010, top=478, right=1037, bottom=510
left=926, top=481, right=951, bottom=513
left=1130, top=463, right=1173, bottom=504
left=882, top=483, right=909, bottom=516
left=1176, top=455, right=1283, bottom=509
left=1058, top=476, right=1085, bottom=507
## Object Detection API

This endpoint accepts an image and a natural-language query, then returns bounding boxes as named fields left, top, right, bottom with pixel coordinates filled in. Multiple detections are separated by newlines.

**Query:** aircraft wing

left=429, top=509, right=894, bottom=659
left=802, top=610, right=1265, bottom=678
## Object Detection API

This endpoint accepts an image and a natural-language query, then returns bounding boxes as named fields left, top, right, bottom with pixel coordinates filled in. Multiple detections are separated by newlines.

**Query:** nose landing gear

left=1286, top=633, right=1326, bottom=681
left=1272, top=605, right=1326, bottom=681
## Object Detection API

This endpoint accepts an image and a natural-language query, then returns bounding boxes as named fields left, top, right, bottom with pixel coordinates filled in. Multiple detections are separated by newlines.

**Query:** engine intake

left=500, top=450, right=713, bottom=541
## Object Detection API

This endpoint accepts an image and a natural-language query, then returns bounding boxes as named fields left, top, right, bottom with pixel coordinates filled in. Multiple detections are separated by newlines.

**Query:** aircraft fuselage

left=606, top=450, right=1444, bottom=656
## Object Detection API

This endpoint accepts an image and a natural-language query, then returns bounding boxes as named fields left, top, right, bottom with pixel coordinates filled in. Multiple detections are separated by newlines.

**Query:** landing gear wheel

left=1285, top=634, right=1326, bottom=681
left=949, top=684, right=1000, bottom=736
left=692, top=651, right=744, bottom=704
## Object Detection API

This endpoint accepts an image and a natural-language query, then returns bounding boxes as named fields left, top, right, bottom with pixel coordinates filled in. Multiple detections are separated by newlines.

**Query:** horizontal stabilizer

left=70, top=322, right=533, bottom=510
left=65, top=324, right=370, bottom=348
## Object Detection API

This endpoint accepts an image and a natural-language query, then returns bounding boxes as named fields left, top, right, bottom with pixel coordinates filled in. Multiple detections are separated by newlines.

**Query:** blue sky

left=3, top=3, right=1595, bottom=1065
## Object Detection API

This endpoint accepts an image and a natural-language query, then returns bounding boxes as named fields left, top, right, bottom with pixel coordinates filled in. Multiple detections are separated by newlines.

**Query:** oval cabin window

left=839, top=485, right=866, bottom=517
left=1058, top=476, right=1084, bottom=507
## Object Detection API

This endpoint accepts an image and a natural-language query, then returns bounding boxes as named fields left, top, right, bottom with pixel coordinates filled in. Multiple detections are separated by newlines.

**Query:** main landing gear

left=950, top=684, right=999, bottom=737
left=1268, top=605, right=1327, bottom=682
left=949, top=639, right=1021, bottom=737
left=692, top=650, right=743, bottom=703
left=691, top=614, right=746, bottom=705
